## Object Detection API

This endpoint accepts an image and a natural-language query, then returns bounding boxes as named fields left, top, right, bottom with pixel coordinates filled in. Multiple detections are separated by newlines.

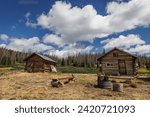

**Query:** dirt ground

left=0, top=72, right=150, bottom=100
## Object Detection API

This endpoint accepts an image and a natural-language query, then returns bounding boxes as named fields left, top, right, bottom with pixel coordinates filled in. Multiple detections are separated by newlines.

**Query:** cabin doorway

left=119, top=60, right=126, bottom=75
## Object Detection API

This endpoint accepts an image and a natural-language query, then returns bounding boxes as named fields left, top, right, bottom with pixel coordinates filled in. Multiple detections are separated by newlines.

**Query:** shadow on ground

left=138, top=77, right=150, bottom=82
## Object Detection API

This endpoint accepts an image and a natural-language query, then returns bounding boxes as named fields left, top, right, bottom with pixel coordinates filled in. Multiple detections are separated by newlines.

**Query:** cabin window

left=113, top=52, right=118, bottom=57
left=106, top=63, right=113, bottom=67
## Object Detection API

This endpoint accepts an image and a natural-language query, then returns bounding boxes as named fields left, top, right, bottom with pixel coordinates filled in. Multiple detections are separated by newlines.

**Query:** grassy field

left=0, top=63, right=24, bottom=73
left=0, top=65, right=99, bottom=74
left=0, top=63, right=149, bottom=74
left=0, top=71, right=150, bottom=100
left=57, top=66, right=99, bottom=74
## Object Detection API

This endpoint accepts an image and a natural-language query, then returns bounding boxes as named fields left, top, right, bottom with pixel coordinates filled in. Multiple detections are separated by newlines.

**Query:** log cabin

left=97, top=48, right=137, bottom=76
left=24, top=53, right=57, bottom=72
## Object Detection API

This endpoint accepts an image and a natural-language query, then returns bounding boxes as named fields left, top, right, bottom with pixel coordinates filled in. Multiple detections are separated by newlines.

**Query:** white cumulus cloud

left=0, top=44, right=6, bottom=48
left=43, top=34, right=65, bottom=47
left=106, top=0, right=150, bottom=32
left=101, top=34, right=145, bottom=50
left=23, top=0, right=150, bottom=45
left=49, top=43, right=94, bottom=58
left=0, top=34, right=9, bottom=41
left=128, top=45, right=150, bottom=55
left=25, top=12, right=37, bottom=28
left=7, top=37, right=54, bottom=53
left=101, top=34, right=150, bottom=55
left=37, top=1, right=109, bottom=43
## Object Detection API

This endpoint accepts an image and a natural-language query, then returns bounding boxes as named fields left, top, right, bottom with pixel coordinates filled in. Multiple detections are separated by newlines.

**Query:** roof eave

left=97, top=48, right=137, bottom=60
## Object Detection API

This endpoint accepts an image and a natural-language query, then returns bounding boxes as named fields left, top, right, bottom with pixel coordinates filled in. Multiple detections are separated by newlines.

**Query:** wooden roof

left=97, top=47, right=137, bottom=60
left=24, top=53, right=56, bottom=63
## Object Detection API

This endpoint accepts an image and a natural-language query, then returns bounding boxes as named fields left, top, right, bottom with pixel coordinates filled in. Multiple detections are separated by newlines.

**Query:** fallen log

left=51, top=74, right=75, bottom=87
left=109, top=76, right=134, bottom=79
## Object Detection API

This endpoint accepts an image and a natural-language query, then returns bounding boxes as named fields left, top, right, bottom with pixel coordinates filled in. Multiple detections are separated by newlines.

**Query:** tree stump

left=51, top=79, right=63, bottom=88
left=112, top=83, right=123, bottom=92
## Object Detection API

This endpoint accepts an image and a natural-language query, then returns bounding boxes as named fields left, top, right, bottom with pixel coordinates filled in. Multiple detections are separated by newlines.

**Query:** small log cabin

left=97, top=48, right=137, bottom=76
left=24, top=53, right=57, bottom=72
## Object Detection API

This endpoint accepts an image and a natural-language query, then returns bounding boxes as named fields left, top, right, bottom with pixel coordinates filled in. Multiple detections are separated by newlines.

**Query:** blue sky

left=0, top=0, right=150, bottom=57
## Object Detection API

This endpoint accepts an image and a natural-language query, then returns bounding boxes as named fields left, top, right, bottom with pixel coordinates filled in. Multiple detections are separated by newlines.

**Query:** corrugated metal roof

left=36, top=53, right=56, bottom=63
left=24, top=53, right=56, bottom=63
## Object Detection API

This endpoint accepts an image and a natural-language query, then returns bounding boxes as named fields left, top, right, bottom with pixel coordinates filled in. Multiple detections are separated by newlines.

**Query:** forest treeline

left=49, top=53, right=101, bottom=68
left=0, top=48, right=30, bottom=66
left=0, top=48, right=150, bottom=69
left=49, top=54, right=150, bottom=69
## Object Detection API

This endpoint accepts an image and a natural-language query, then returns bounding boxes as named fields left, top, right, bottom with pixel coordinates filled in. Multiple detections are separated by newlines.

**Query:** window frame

left=106, top=63, right=113, bottom=67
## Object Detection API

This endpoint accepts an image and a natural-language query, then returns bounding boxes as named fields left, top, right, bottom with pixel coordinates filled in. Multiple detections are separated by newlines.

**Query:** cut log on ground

left=113, top=83, right=123, bottom=92
left=51, top=79, right=63, bottom=88
left=51, top=74, right=76, bottom=87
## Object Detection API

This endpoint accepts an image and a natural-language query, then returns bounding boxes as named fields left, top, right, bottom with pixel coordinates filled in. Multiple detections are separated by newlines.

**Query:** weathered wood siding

left=125, top=60, right=134, bottom=75
left=25, top=55, right=44, bottom=72
left=98, top=49, right=136, bottom=75
left=101, top=60, right=118, bottom=75
left=25, top=54, right=57, bottom=72
left=44, top=61, right=56, bottom=72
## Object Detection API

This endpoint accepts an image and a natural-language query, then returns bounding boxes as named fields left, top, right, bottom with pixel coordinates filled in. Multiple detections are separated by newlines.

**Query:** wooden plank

left=108, top=76, right=134, bottom=79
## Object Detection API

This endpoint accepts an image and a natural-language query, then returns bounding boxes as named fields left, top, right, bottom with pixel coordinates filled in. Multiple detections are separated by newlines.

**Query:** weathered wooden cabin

left=97, top=48, right=137, bottom=76
left=24, top=53, right=57, bottom=72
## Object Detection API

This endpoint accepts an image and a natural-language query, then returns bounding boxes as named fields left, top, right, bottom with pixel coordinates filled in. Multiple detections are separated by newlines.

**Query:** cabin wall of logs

left=97, top=48, right=137, bottom=76
left=24, top=54, right=56, bottom=72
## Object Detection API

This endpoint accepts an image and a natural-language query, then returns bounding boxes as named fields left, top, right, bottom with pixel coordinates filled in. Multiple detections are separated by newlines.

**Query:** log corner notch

left=51, top=74, right=76, bottom=88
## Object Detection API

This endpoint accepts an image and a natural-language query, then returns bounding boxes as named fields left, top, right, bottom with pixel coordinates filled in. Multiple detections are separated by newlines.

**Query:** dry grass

left=0, top=72, right=150, bottom=100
